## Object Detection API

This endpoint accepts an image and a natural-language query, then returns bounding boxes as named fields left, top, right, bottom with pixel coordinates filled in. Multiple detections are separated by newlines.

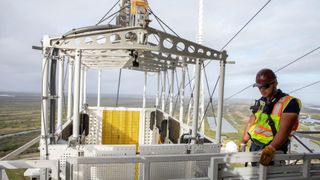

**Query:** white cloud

left=0, top=0, right=319, bottom=104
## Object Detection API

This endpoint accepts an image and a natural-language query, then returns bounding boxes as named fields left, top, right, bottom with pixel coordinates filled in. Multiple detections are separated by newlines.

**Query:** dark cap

left=253, top=68, right=277, bottom=87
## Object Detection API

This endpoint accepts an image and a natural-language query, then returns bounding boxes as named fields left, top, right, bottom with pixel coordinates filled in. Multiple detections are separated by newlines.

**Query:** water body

left=307, top=106, right=320, bottom=111
left=207, top=117, right=237, bottom=133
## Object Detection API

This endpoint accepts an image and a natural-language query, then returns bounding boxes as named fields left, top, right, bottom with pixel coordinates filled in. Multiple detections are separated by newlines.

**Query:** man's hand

left=259, top=145, right=276, bottom=166
left=238, top=143, right=246, bottom=152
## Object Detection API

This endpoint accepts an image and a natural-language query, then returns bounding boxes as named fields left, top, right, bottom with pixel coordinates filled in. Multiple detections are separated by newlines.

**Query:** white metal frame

left=0, top=160, right=59, bottom=180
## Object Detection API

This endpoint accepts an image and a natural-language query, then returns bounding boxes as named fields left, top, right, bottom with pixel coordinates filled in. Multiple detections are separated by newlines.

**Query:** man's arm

left=240, top=114, right=256, bottom=144
left=269, top=112, right=298, bottom=149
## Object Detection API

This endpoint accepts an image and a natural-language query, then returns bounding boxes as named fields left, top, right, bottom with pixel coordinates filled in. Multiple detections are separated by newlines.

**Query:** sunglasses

left=253, top=81, right=275, bottom=90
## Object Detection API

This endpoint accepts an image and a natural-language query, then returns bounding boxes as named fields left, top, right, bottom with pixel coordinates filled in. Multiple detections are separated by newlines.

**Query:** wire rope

left=289, top=80, right=320, bottom=94
left=226, top=46, right=320, bottom=100
left=96, top=0, right=120, bottom=25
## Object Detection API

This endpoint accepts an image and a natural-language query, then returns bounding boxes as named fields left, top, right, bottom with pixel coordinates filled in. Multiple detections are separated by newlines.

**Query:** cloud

left=0, top=0, right=319, bottom=104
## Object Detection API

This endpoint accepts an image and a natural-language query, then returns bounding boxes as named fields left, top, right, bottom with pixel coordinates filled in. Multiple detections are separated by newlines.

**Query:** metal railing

left=65, top=152, right=320, bottom=180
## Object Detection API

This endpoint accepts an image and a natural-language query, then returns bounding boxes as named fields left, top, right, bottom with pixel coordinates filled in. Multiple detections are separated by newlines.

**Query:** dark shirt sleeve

left=283, top=98, right=300, bottom=115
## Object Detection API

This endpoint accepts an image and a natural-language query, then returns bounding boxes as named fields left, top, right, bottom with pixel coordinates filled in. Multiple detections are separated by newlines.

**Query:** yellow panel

left=102, top=110, right=140, bottom=146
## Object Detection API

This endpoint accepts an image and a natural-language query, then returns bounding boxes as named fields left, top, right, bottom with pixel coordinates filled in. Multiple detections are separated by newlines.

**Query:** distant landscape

left=0, top=92, right=319, bottom=158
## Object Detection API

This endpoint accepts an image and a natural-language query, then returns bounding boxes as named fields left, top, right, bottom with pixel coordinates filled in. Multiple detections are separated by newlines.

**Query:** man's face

left=257, top=81, right=276, bottom=98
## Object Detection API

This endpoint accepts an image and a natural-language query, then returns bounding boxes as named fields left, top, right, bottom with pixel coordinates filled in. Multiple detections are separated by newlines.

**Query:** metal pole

left=97, top=69, right=101, bottom=107
left=197, top=0, right=205, bottom=134
left=192, top=59, right=201, bottom=144
left=169, top=69, right=174, bottom=116
left=40, top=46, right=49, bottom=159
left=83, top=67, right=87, bottom=105
left=79, top=66, right=84, bottom=111
left=72, top=49, right=81, bottom=139
left=49, top=49, right=58, bottom=144
left=216, top=52, right=227, bottom=147
left=57, top=57, right=64, bottom=132
left=179, top=63, right=186, bottom=135
left=156, top=71, right=160, bottom=108
left=67, top=58, right=73, bottom=121
left=161, top=70, right=167, bottom=112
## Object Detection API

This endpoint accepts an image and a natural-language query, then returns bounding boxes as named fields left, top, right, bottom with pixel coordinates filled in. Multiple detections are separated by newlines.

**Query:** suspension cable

left=96, top=5, right=129, bottom=25
left=148, top=8, right=180, bottom=38
left=203, top=0, right=272, bottom=69
left=115, top=69, right=122, bottom=107
left=225, top=46, right=320, bottom=100
left=289, top=80, right=320, bottom=94
left=198, top=72, right=220, bottom=130
left=96, top=0, right=120, bottom=25
left=275, top=46, right=320, bottom=73
left=220, top=0, right=272, bottom=51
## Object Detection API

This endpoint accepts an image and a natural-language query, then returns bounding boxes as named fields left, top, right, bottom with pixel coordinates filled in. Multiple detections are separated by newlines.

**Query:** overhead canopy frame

left=44, top=25, right=227, bottom=72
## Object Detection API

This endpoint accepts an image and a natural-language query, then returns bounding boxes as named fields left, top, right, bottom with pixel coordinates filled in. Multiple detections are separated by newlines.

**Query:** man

left=240, top=68, right=301, bottom=166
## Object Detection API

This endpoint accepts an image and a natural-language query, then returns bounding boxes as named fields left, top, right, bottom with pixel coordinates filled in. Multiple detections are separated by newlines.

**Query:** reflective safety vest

left=248, top=95, right=301, bottom=145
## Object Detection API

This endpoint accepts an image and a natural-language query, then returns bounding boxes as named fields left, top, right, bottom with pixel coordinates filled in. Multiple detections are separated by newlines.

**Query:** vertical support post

left=79, top=66, right=84, bottom=111
left=97, top=69, right=101, bottom=108
left=40, top=46, right=49, bottom=159
left=57, top=56, right=64, bottom=132
left=72, top=49, right=81, bottom=139
left=156, top=71, right=160, bottom=108
left=179, top=63, right=186, bottom=135
left=259, top=165, right=267, bottom=180
left=49, top=49, right=58, bottom=144
left=83, top=67, right=87, bottom=105
left=169, top=69, right=174, bottom=115
left=143, top=160, right=150, bottom=180
left=67, top=58, right=73, bottom=121
left=215, top=51, right=227, bottom=147
left=192, top=59, right=201, bottom=144
left=303, top=159, right=310, bottom=178
left=197, top=0, right=205, bottom=134
left=161, top=70, right=167, bottom=112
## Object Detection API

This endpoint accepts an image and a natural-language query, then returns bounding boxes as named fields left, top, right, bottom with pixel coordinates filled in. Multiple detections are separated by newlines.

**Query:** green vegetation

left=1, top=93, right=320, bottom=159
left=204, top=118, right=215, bottom=138
left=0, top=131, right=39, bottom=158
left=5, top=169, right=27, bottom=180
left=310, top=114, right=320, bottom=120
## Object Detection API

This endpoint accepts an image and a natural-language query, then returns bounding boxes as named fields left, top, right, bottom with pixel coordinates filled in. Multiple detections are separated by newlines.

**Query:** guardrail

left=0, top=160, right=59, bottom=180
left=65, top=152, right=320, bottom=180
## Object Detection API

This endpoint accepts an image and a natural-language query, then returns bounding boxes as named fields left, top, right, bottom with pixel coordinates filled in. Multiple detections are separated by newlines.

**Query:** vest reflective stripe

left=254, top=124, right=273, bottom=137
left=257, top=124, right=273, bottom=133
left=272, top=96, right=292, bottom=116
left=248, top=95, right=300, bottom=145
left=253, top=130, right=273, bottom=137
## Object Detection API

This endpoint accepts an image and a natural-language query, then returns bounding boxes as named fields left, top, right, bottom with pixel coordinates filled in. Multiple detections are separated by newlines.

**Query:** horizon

left=1, top=91, right=320, bottom=107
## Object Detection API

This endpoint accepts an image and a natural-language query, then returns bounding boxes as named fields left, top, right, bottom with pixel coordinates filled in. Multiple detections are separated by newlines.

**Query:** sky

left=0, top=0, right=320, bottom=105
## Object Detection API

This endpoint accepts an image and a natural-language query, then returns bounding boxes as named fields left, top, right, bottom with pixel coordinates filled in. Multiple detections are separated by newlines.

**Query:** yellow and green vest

left=248, top=95, right=301, bottom=145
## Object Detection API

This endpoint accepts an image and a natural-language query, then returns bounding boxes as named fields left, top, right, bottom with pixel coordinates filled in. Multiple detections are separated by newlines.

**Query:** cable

left=225, top=84, right=253, bottom=101
left=220, top=0, right=272, bottom=51
left=289, top=80, right=320, bottom=94
left=203, top=0, right=272, bottom=69
left=97, top=5, right=129, bottom=26
left=96, top=0, right=120, bottom=25
left=115, top=69, right=122, bottom=107
left=275, top=46, right=320, bottom=73
left=225, top=46, right=320, bottom=100
left=148, top=8, right=180, bottom=38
